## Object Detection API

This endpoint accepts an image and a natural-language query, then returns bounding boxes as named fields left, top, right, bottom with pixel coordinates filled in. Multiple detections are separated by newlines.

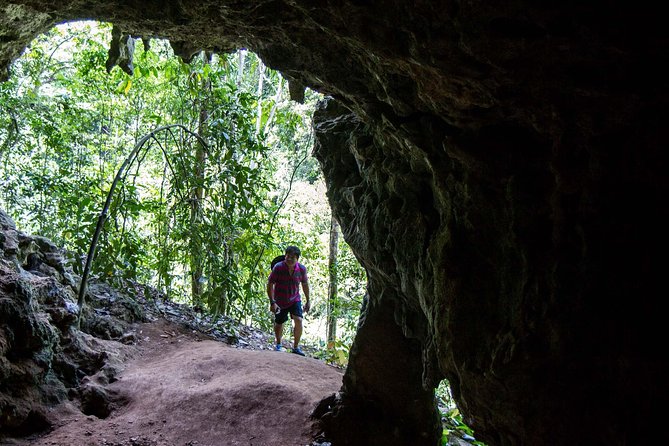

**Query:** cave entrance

left=0, top=20, right=364, bottom=366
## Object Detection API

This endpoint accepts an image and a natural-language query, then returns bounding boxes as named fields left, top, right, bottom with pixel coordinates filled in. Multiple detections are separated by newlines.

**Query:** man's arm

left=302, top=281, right=310, bottom=313
left=267, top=281, right=277, bottom=312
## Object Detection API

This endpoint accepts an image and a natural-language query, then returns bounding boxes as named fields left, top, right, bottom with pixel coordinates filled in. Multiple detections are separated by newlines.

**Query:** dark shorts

left=275, top=301, right=303, bottom=325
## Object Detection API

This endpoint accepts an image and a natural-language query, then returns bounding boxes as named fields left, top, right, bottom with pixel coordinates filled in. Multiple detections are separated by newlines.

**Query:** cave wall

left=0, top=209, right=142, bottom=435
left=1, top=1, right=667, bottom=445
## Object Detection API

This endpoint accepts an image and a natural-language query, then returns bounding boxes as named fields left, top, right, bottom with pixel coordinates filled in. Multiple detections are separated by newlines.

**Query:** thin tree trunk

left=326, top=216, right=340, bottom=344
left=255, top=59, right=265, bottom=136
left=221, top=242, right=230, bottom=316
left=190, top=55, right=209, bottom=304
left=236, top=50, right=246, bottom=86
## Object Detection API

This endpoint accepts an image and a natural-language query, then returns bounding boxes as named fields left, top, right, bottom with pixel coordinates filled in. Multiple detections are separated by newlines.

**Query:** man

left=267, top=245, right=311, bottom=355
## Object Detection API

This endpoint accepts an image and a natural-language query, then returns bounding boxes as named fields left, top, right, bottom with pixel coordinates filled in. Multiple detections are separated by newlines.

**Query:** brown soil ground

left=8, top=319, right=343, bottom=446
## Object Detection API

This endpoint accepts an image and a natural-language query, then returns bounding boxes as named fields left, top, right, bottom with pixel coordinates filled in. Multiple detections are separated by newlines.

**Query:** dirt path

left=20, top=319, right=344, bottom=446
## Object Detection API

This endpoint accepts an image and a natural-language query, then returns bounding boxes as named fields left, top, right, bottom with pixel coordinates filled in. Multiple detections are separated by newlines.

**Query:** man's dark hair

left=285, top=245, right=301, bottom=258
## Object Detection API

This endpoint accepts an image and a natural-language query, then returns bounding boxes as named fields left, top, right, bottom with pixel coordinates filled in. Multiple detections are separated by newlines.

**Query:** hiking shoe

left=275, top=344, right=282, bottom=351
left=291, top=347, right=306, bottom=356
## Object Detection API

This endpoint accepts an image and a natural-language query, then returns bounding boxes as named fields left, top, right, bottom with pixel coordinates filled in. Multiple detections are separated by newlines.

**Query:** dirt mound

left=8, top=319, right=343, bottom=446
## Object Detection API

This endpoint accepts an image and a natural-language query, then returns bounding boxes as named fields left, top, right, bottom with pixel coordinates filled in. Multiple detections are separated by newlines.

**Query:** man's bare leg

left=274, top=323, right=283, bottom=347
left=292, top=315, right=303, bottom=349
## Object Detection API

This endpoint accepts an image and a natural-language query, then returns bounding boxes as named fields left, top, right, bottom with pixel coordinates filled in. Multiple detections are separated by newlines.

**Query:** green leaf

left=116, top=78, right=129, bottom=94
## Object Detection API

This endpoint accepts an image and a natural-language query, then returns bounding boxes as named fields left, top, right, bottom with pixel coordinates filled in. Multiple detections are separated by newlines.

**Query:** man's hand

left=304, top=300, right=311, bottom=313
left=270, top=302, right=279, bottom=314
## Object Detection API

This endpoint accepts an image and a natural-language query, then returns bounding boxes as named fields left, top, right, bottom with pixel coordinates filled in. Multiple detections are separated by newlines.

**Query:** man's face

left=285, top=252, right=298, bottom=266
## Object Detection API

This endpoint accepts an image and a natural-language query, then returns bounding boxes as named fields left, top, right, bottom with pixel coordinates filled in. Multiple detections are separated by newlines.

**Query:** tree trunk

left=255, top=59, right=265, bottom=136
left=326, top=216, right=340, bottom=344
left=236, top=50, right=246, bottom=86
left=190, top=54, right=210, bottom=304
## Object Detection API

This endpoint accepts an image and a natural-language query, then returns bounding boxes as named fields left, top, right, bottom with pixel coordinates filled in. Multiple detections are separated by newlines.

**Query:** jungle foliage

left=0, top=21, right=366, bottom=360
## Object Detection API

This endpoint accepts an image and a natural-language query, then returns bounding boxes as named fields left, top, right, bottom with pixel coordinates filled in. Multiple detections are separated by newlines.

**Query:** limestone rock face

left=0, top=210, right=142, bottom=435
left=1, top=2, right=667, bottom=445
